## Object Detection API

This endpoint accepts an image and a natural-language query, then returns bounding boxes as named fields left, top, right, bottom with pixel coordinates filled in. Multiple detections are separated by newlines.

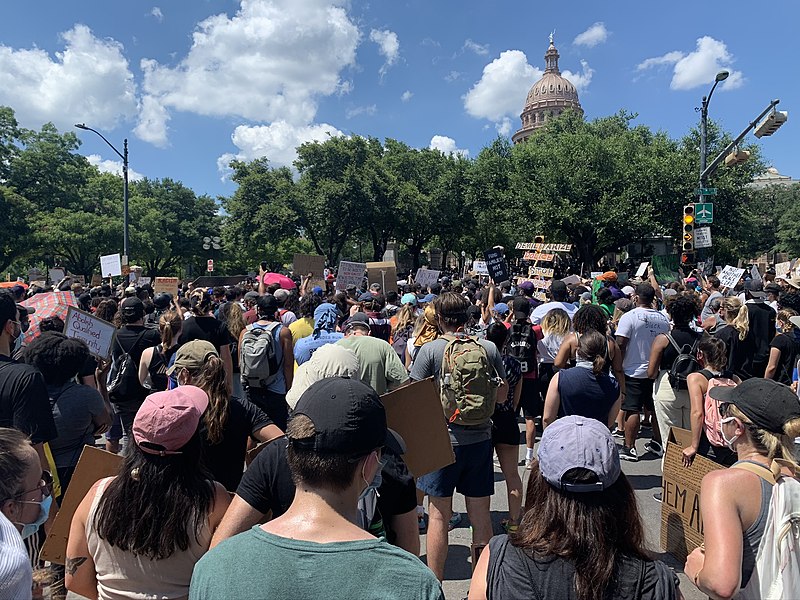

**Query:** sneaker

left=610, top=427, right=625, bottom=439
left=448, top=512, right=462, bottom=531
left=653, top=492, right=663, bottom=503
left=644, top=440, right=664, bottom=458
left=524, top=458, right=534, bottom=470
left=619, top=446, right=638, bottom=462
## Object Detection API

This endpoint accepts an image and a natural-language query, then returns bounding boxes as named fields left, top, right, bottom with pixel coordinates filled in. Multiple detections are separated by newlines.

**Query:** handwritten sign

left=531, top=278, right=551, bottom=290
left=635, top=262, right=649, bottom=278
left=100, top=253, right=122, bottom=278
left=484, top=248, right=509, bottom=282
left=138, top=276, right=151, bottom=286
left=516, top=242, right=573, bottom=252
left=472, top=260, right=489, bottom=275
left=533, top=291, right=547, bottom=302
left=293, top=254, right=326, bottom=287
left=63, top=306, right=117, bottom=361
left=336, top=261, right=366, bottom=289
left=153, top=276, right=179, bottom=296
left=522, top=252, right=555, bottom=262
left=414, top=268, right=440, bottom=288
left=774, top=260, right=792, bottom=279
left=718, top=265, right=746, bottom=289
left=530, top=266, right=553, bottom=278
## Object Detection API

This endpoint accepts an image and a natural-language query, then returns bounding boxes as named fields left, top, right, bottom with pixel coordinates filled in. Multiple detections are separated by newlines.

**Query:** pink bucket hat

left=133, top=386, right=209, bottom=456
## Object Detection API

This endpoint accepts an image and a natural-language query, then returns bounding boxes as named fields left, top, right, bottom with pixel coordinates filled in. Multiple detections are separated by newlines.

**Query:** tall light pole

left=699, top=69, right=729, bottom=188
left=75, top=124, right=130, bottom=262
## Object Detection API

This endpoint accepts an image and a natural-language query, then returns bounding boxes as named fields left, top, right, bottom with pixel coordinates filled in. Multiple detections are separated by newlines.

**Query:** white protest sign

left=415, top=268, right=440, bottom=288
left=774, top=260, right=792, bottom=279
left=560, top=274, right=581, bottom=285
left=694, top=227, right=712, bottom=249
left=336, top=261, right=366, bottom=289
left=100, top=253, right=122, bottom=278
left=590, top=271, right=603, bottom=279
left=635, top=262, right=649, bottom=278
left=472, top=260, right=489, bottom=275
left=63, top=307, right=117, bottom=361
left=718, top=265, right=746, bottom=289
left=49, top=269, right=65, bottom=283
left=138, top=277, right=151, bottom=286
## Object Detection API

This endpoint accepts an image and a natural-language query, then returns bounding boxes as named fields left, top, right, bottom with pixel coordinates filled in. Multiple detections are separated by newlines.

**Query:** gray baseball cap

left=538, top=415, right=621, bottom=493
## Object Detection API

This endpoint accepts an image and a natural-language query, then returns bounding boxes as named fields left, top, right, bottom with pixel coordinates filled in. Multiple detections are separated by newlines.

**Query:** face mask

left=12, top=332, right=22, bottom=354
left=719, top=416, right=740, bottom=451
left=358, top=455, right=384, bottom=502
left=14, top=494, right=52, bottom=540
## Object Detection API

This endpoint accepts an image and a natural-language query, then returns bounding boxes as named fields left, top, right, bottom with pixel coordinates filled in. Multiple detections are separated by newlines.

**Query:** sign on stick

left=63, top=307, right=117, bottom=361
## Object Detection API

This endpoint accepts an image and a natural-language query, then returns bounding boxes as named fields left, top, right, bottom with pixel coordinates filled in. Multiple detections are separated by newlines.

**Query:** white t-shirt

left=615, top=307, right=670, bottom=378
left=530, top=301, right=577, bottom=325
left=0, top=511, right=32, bottom=600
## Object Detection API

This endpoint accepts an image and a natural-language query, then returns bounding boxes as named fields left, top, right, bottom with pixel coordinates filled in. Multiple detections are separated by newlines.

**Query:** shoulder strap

left=731, top=461, right=777, bottom=486
left=665, top=333, right=683, bottom=355
left=699, top=369, right=714, bottom=381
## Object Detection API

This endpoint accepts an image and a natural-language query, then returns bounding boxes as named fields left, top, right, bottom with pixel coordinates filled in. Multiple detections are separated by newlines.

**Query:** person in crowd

left=390, top=294, right=417, bottom=364
left=485, top=323, right=523, bottom=532
left=596, top=287, right=616, bottom=320
left=543, top=329, right=620, bottom=428
left=684, top=378, right=800, bottom=599
left=240, top=294, right=293, bottom=431
left=65, top=386, right=231, bottom=600
left=647, top=292, right=702, bottom=452
left=145, top=293, right=173, bottom=327
left=273, top=289, right=297, bottom=327
left=615, top=283, right=670, bottom=462
left=288, top=293, right=321, bottom=347
left=241, top=291, right=260, bottom=326
left=742, top=283, right=776, bottom=378
left=469, top=415, right=679, bottom=600
left=138, top=309, right=182, bottom=393
left=219, top=301, right=246, bottom=399
left=0, top=428, right=52, bottom=599
left=530, top=280, right=577, bottom=325
left=408, top=304, right=439, bottom=369
left=21, top=333, right=110, bottom=496
left=181, top=290, right=234, bottom=393
left=191, top=377, right=444, bottom=600
left=700, top=275, right=723, bottom=322
left=537, top=307, right=571, bottom=415
left=410, top=292, right=507, bottom=581
left=169, top=340, right=283, bottom=492
left=683, top=337, right=740, bottom=467
left=336, top=313, right=408, bottom=395
left=764, top=308, right=799, bottom=385
left=294, top=303, right=343, bottom=366
left=714, top=296, right=756, bottom=379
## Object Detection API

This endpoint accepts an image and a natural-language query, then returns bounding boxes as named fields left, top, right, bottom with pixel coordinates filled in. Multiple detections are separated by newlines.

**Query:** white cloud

left=561, top=60, right=594, bottom=92
left=0, top=24, right=137, bottom=132
left=429, top=135, right=468, bottom=157
left=573, top=22, right=608, bottom=48
left=463, top=39, right=489, bottom=56
left=216, top=121, right=343, bottom=179
left=149, top=7, right=164, bottom=22
left=345, top=104, right=377, bottom=119
left=136, top=0, right=360, bottom=145
left=496, top=118, right=512, bottom=137
left=369, top=29, right=399, bottom=77
left=400, top=90, right=413, bottom=102
left=86, top=154, right=145, bottom=181
left=444, top=70, right=462, bottom=83
left=636, top=37, right=744, bottom=91
left=463, top=50, right=542, bottom=122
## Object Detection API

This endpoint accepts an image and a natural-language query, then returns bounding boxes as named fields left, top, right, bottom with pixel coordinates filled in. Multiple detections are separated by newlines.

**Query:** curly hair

left=665, top=292, right=700, bottom=326
left=572, top=305, right=608, bottom=336
left=21, top=331, right=89, bottom=386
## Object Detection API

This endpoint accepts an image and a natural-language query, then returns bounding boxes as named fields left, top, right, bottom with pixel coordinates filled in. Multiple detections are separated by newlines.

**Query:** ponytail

left=159, top=311, right=182, bottom=350
left=732, top=305, right=749, bottom=341
left=577, top=329, right=607, bottom=376
left=190, top=356, right=229, bottom=445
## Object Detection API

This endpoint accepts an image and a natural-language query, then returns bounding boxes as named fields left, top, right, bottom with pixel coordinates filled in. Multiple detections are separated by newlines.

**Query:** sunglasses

left=15, top=470, right=53, bottom=500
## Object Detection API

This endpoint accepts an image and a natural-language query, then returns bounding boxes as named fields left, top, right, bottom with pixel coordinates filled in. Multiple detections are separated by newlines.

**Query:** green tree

left=773, top=183, right=800, bottom=257
left=0, top=186, right=33, bottom=272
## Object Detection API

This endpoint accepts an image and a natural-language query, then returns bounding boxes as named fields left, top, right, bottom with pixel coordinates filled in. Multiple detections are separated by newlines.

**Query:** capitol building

left=512, top=36, right=583, bottom=144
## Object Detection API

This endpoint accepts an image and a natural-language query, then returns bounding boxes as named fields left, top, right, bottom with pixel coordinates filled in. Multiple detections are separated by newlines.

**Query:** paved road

left=432, top=425, right=705, bottom=600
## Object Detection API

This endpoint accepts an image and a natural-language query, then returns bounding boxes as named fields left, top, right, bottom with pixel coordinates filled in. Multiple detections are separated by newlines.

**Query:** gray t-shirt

left=700, top=290, right=723, bottom=321
left=48, top=382, right=106, bottom=469
left=410, top=336, right=506, bottom=446
left=615, top=307, right=670, bottom=378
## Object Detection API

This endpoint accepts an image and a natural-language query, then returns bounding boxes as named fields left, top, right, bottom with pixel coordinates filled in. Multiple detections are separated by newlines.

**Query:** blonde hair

left=721, top=297, right=749, bottom=341
left=221, top=302, right=246, bottom=341
left=393, top=304, right=416, bottom=334
left=778, top=308, right=798, bottom=332
left=726, top=404, right=800, bottom=469
left=541, top=308, right=571, bottom=338
left=159, top=310, right=182, bottom=350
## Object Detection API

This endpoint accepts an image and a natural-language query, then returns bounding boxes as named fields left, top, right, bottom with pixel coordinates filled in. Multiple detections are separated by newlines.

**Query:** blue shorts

left=416, top=439, right=494, bottom=498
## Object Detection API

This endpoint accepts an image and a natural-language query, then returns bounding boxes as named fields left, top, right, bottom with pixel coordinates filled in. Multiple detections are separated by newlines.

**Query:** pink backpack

left=702, top=370, right=737, bottom=447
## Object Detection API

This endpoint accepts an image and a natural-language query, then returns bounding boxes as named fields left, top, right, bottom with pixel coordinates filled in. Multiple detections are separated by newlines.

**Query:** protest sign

left=694, top=227, right=712, bottom=249
left=515, top=242, right=573, bottom=252
left=635, top=262, right=649, bottom=278
left=590, top=271, right=603, bottom=279
left=138, top=276, right=151, bottom=286
left=366, top=261, right=397, bottom=292
left=651, top=254, right=680, bottom=283
left=63, top=307, right=117, bottom=361
left=293, top=254, right=326, bottom=287
left=533, top=291, right=547, bottom=302
left=531, top=266, right=554, bottom=278
left=336, top=260, right=366, bottom=289
left=775, top=260, right=792, bottom=279
left=154, top=276, right=180, bottom=296
left=100, top=253, right=122, bottom=277
left=660, top=428, right=724, bottom=563
left=381, top=378, right=455, bottom=478
left=40, top=446, right=122, bottom=564
left=48, top=268, right=65, bottom=283
left=484, top=248, right=509, bottom=282
left=414, top=268, right=440, bottom=288
left=472, top=260, right=489, bottom=275
left=90, top=274, right=102, bottom=286
left=718, top=265, right=746, bottom=289
left=560, top=274, right=581, bottom=285
left=522, top=252, right=555, bottom=262
left=531, top=278, right=551, bottom=290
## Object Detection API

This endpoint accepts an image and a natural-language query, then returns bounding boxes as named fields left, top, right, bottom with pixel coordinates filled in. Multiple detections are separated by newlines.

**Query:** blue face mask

left=15, top=494, right=52, bottom=539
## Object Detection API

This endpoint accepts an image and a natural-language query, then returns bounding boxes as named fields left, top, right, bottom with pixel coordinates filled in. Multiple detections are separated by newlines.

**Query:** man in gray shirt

left=410, top=292, right=506, bottom=582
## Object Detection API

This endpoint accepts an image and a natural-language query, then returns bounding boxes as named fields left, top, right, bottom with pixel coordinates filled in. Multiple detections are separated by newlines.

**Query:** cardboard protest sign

left=484, top=248, right=509, bottom=282
left=293, top=254, right=326, bottom=287
left=366, top=261, right=397, bottom=292
left=635, top=262, right=649, bottom=278
left=775, top=260, right=792, bottom=279
left=49, top=268, right=65, bottom=283
left=472, top=260, right=489, bottom=275
left=138, top=276, right=151, bottom=286
left=63, top=307, right=117, bottom=361
left=516, top=242, right=573, bottom=252
left=380, top=378, right=455, bottom=477
left=40, top=446, right=122, bottom=564
left=531, top=278, right=551, bottom=290
left=660, top=428, right=724, bottom=563
left=100, top=253, right=122, bottom=278
left=718, top=265, right=746, bottom=289
left=414, top=268, right=440, bottom=289
left=523, top=252, right=555, bottom=262
left=531, top=266, right=554, bottom=278
left=336, top=260, right=366, bottom=289
left=154, top=276, right=180, bottom=296
left=90, top=274, right=102, bottom=286
left=533, top=291, right=547, bottom=302
left=651, top=254, right=680, bottom=283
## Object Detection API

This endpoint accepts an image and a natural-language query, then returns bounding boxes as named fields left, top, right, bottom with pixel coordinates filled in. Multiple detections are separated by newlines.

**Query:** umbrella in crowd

left=20, top=291, right=78, bottom=344
left=261, top=273, right=296, bottom=290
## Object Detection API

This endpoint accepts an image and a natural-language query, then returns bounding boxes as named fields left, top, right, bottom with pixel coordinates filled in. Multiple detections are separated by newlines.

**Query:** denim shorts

left=416, top=439, right=494, bottom=498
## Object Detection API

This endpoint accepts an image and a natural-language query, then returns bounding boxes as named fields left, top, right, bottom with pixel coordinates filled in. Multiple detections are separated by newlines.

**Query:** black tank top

left=146, top=345, right=178, bottom=392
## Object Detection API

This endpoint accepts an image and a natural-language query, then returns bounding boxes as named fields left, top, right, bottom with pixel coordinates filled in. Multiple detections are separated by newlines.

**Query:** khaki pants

left=653, top=370, right=691, bottom=450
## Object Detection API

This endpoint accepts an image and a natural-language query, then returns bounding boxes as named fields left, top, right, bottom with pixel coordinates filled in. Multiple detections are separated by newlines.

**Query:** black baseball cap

left=120, top=297, right=145, bottom=320
left=289, top=377, right=403, bottom=457
left=153, top=293, right=172, bottom=310
left=709, top=378, right=800, bottom=435
left=344, top=312, right=371, bottom=332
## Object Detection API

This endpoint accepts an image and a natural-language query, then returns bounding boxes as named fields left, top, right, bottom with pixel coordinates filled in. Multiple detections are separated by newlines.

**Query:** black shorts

left=518, top=378, right=541, bottom=419
left=621, top=376, right=655, bottom=413
left=492, top=410, right=521, bottom=446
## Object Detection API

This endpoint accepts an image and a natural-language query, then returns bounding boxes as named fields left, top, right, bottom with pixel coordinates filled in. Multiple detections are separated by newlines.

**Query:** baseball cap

left=357, top=291, right=373, bottom=302
left=421, top=293, right=436, bottom=303
left=493, top=302, right=509, bottom=315
left=244, top=291, right=260, bottom=301
left=764, top=282, right=781, bottom=295
left=286, top=345, right=360, bottom=409
left=401, top=293, right=418, bottom=306
left=518, top=280, right=534, bottom=292
left=621, top=285, right=635, bottom=297
left=344, top=312, right=371, bottom=332
left=153, top=293, right=172, bottom=310
left=538, top=415, right=621, bottom=493
left=311, top=285, right=324, bottom=296
left=709, top=378, right=800, bottom=435
left=512, top=296, right=531, bottom=319
left=132, top=386, right=209, bottom=456
left=166, top=340, right=219, bottom=376
left=598, top=271, right=618, bottom=282
left=120, top=297, right=145, bottom=320
left=289, top=377, right=402, bottom=457
left=274, top=288, right=290, bottom=303
left=550, top=280, right=567, bottom=296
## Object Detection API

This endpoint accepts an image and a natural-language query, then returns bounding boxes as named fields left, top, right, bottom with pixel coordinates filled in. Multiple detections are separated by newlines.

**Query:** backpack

left=439, top=333, right=501, bottom=426
left=240, top=322, right=281, bottom=389
left=732, top=460, right=800, bottom=600
left=107, top=330, right=149, bottom=402
left=506, top=319, right=536, bottom=374
left=700, top=369, right=737, bottom=447
left=665, top=334, right=701, bottom=390
left=391, top=324, right=412, bottom=363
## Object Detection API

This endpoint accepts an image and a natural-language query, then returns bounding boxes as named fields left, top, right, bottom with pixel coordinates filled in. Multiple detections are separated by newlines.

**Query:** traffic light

left=682, top=204, right=695, bottom=256
left=724, top=149, right=751, bottom=167
left=754, top=110, right=788, bottom=138
left=681, top=251, right=694, bottom=265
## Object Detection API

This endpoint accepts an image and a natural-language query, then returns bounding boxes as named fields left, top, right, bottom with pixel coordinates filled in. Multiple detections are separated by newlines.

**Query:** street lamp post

left=699, top=70, right=729, bottom=191
left=75, top=124, right=129, bottom=262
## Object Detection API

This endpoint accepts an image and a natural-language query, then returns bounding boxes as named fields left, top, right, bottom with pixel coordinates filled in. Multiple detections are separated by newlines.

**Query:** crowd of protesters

left=1, top=257, right=799, bottom=600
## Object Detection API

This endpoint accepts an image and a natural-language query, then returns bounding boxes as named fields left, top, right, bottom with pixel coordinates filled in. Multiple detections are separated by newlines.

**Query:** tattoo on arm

left=66, top=556, right=88, bottom=576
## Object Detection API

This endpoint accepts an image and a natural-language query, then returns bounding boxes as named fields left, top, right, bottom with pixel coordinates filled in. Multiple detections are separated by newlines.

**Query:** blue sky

left=1, top=1, right=797, bottom=200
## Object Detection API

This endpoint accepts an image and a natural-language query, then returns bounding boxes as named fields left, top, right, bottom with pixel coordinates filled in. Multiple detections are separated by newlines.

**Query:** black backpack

left=506, top=320, right=536, bottom=374
left=391, top=324, right=412, bottom=363
left=107, top=330, right=148, bottom=402
left=666, top=334, right=701, bottom=390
